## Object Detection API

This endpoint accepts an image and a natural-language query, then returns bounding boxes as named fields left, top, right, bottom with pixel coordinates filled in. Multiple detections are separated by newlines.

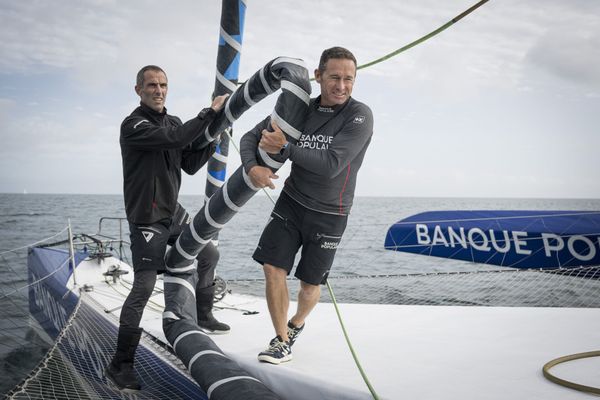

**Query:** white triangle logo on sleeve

left=142, top=231, right=154, bottom=243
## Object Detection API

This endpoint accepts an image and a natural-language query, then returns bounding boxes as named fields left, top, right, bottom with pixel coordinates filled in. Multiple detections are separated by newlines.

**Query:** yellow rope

left=542, top=351, right=600, bottom=395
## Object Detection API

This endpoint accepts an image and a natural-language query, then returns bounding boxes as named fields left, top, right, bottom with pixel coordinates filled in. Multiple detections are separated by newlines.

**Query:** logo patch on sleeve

left=353, top=116, right=366, bottom=124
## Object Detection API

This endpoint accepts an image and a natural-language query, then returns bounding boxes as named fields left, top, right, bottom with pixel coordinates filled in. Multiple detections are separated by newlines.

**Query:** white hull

left=72, top=255, right=600, bottom=400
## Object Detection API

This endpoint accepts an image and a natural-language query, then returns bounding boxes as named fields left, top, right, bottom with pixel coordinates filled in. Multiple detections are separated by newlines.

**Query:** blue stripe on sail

left=224, top=54, right=241, bottom=80
left=239, top=1, right=246, bottom=40
left=209, top=169, right=226, bottom=182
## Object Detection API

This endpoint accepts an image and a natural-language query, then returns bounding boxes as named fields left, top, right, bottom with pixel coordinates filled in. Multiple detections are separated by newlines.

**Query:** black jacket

left=120, top=103, right=217, bottom=224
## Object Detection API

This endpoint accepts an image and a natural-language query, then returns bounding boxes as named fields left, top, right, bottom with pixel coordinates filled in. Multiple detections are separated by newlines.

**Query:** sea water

left=1, top=193, right=599, bottom=393
left=3, top=193, right=599, bottom=278
left=2, top=193, right=600, bottom=294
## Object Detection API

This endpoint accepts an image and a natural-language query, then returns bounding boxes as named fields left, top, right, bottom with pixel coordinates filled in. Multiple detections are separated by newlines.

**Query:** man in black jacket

left=106, top=65, right=229, bottom=391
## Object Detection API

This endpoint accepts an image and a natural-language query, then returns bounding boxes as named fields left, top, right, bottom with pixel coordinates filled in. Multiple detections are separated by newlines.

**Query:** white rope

left=0, top=226, right=69, bottom=256
left=0, top=256, right=71, bottom=300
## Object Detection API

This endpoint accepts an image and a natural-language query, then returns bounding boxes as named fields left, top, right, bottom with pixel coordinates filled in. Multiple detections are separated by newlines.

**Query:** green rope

left=239, top=0, right=490, bottom=85
left=323, top=3, right=492, bottom=397
left=230, top=4, right=493, bottom=398
left=356, top=0, right=490, bottom=71
left=316, top=4, right=492, bottom=397
left=326, top=281, right=380, bottom=400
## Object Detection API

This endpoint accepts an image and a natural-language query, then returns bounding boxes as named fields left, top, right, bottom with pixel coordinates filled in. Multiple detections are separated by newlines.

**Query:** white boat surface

left=73, top=254, right=600, bottom=400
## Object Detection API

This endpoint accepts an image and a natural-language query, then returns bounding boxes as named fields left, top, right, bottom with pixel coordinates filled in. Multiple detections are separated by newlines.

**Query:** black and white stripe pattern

left=165, top=57, right=311, bottom=270
left=163, top=317, right=279, bottom=399
left=162, top=236, right=279, bottom=398
left=161, top=56, right=309, bottom=399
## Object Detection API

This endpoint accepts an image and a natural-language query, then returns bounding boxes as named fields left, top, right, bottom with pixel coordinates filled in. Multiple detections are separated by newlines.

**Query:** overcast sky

left=0, top=0, right=598, bottom=199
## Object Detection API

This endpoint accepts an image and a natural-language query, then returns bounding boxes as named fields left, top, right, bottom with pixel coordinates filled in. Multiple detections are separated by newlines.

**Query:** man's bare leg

left=290, top=280, right=320, bottom=329
left=263, top=264, right=290, bottom=341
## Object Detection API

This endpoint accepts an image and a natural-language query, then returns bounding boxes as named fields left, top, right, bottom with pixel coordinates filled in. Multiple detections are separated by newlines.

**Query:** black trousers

left=120, top=205, right=218, bottom=329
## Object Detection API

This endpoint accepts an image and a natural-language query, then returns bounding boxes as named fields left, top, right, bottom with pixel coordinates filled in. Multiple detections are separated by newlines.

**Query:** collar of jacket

left=139, top=102, right=168, bottom=119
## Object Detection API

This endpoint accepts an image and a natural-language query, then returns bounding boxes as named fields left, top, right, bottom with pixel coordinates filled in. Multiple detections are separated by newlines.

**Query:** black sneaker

left=257, top=335, right=292, bottom=364
left=287, top=320, right=304, bottom=347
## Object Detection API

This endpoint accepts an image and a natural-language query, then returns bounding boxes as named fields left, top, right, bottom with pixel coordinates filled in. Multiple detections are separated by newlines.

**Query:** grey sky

left=0, top=0, right=598, bottom=198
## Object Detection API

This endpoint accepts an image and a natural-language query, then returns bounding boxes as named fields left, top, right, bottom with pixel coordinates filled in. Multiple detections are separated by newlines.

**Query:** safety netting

left=1, top=231, right=206, bottom=400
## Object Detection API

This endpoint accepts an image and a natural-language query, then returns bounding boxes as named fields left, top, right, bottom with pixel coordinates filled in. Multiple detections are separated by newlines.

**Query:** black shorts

left=129, top=204, right=191, bottom=272
left=252, top=191, right=348, bottom=285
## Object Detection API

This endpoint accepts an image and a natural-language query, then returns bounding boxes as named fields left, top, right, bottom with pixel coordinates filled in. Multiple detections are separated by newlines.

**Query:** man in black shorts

left=240, top=47, right=374, bottom=364
left=106, top=65, right=229, bottom=391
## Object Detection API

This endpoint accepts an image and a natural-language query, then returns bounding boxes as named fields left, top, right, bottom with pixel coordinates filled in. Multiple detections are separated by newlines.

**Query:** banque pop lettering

left=415, top=224, right=599, bottom=262
left=297, top=133, right=333, bottom=150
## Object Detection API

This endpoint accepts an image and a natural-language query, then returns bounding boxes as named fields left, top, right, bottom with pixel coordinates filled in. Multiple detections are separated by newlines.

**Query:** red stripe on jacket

left=338, top=164, right=351, bottom=215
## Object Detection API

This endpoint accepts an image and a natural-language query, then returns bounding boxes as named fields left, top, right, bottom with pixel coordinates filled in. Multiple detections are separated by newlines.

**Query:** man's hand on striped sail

left=259, top=120, right=288, bottom=154
left=210, top=93, right=229, bottom=112
left=248, top=166, right=278, bottom=189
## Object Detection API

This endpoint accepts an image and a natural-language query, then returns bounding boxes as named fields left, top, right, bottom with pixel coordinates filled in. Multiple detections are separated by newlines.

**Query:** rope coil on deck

left=542, top=351, right=600, bottom=395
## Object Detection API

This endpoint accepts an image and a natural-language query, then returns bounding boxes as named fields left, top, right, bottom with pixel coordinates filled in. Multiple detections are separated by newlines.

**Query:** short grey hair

left=136, top=65, right=166, bottom=87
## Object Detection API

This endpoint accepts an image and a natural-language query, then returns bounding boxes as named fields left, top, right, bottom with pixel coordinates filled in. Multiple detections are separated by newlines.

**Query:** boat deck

left=80, top=257, right=600, bottom=400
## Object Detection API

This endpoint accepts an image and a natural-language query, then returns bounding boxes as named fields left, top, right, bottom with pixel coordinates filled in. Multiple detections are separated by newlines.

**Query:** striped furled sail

left=162, top=269, right=279, bottom=399
left=165, top=57, right=310, bottom=271
left=204, top=0, right=247, bottom=230
left=162, top=55, right=309, bottom=398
